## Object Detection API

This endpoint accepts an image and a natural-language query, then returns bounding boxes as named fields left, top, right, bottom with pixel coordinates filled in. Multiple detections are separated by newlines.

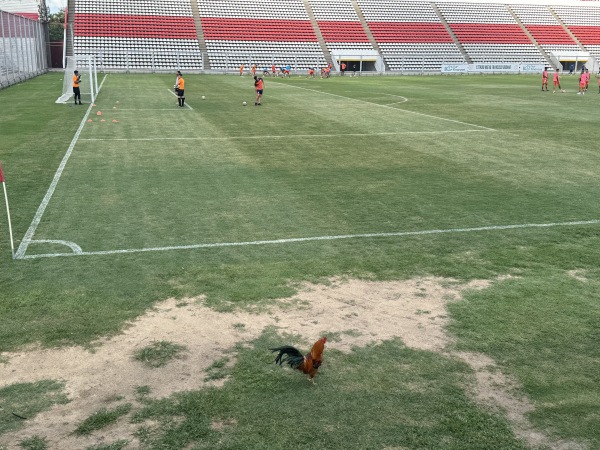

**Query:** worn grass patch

left=73, top=404, right=132, bottom=436
left=128, top=331, right=527, bottom=450
left=85, top=440, right=129, bottom=450
left=18, top=435, right=47, bottom=450
left=133, top=341, right=187, bottom=368
left=449, top=273, right=600, bottom=445
left=0, top=380, right=69, bottom=435
left=204, top=357, right=231, bottom=382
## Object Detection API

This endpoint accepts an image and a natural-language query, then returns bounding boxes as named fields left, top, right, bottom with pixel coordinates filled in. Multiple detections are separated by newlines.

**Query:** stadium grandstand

left=2, top=0, right=599, bottom=78
left=66, top=0, right=599, bottom=74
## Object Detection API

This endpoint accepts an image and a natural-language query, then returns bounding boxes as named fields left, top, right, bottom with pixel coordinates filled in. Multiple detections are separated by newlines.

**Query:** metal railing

left=74, top=49, right=205, bottom=72
left=0, top=10, right=47, bottom=88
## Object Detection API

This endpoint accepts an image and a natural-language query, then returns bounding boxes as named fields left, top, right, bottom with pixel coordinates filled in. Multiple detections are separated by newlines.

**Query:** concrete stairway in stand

left=189, top=0, right=211, bottom=69
left=351, top=0, right=388, bottom=70
left=507, top=6, right=553, bottom=66
left=65, top=0, right=75, bottom=57
left=302, top=0, right=334, bottom=69
left=432, top=2, right=472, bottom=64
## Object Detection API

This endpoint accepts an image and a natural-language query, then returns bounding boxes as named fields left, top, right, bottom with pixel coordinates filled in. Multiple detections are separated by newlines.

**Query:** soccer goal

left=56, top=56, right=99, bottom=104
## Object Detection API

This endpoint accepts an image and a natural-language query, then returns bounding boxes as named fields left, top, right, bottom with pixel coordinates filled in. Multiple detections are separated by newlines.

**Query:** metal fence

left=0, top=9, right=47, bottom=88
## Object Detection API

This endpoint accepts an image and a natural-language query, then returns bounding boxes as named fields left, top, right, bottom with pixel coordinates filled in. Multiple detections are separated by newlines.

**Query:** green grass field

left=0, top=72, right=599, bottom=449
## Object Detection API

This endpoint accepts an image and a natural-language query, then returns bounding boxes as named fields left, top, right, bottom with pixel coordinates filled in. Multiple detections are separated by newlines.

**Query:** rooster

left=271, top=337, right=327, bottom=383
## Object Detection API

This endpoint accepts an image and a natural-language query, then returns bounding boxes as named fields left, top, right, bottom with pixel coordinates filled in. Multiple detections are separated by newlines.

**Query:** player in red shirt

left=552, top=68, right=563, bottom=93
left=584, top=68, right=590, bottom=91
left=254, top=76, right=264, bottom=105
left=577, top=72, right=586, bottom=95
left=541, top=67, right=549, bottom=92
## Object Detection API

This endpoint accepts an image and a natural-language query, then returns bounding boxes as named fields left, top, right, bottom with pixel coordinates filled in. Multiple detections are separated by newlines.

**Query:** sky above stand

left=47, top=0, right=66, bottom=13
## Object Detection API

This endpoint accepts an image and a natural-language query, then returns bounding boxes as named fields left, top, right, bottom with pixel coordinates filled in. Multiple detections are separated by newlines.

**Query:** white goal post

left=56, top=56, right=99, bottom=104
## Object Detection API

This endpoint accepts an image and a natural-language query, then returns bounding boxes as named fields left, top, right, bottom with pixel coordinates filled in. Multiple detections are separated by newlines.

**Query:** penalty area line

left=79, top=129, right=494, bottom=142
left=271, top=82, right=495, bottom=131
left=116, top=108, right=187, bottom=111
left=17, top=219, right=600, bottom=260
left=167, top=88, right=193, bottom=110
left=14, top=74, right=109, bottom=260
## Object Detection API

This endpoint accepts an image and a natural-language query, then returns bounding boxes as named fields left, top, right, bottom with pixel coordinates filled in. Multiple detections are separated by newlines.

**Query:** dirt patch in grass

left=568, top=269, right=589, bottom=283
left=0, top=277, right=584, bottom=450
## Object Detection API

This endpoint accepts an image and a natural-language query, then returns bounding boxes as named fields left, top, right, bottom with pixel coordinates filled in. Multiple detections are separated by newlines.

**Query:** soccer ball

left=242, top=101, right=247, bottom=106
left=202, top=95, right=206, bottom=100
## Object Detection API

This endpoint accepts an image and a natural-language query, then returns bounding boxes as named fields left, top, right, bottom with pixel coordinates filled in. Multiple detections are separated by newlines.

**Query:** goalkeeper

left=175, top=72, right=185, bottom=107
left=72, top=70, right=82, bottom=105
left=174, top=70, right=181, bottom=92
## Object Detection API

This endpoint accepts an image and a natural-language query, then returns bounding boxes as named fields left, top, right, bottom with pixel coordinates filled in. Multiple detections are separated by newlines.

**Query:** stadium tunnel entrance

left=331, top=50, right=384, bottom=74
left=550, top=51, right=597, bottom=75
left=338, top=59, right=378, bottom=73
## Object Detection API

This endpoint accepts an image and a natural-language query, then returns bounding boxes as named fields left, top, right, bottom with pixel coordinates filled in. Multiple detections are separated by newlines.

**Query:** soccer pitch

left=1, top=73, right=600, bottom=449
left=12, top=73, right=600, bottom=259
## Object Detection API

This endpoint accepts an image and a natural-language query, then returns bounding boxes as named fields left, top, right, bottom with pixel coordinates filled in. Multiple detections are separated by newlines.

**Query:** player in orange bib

left=176, top=73, right=185, bottom=106
left=72, top=70, right=82, bottom=104
left=254, top=76, right=263, bottom=106
left=239, top=64, right=244, bottom=76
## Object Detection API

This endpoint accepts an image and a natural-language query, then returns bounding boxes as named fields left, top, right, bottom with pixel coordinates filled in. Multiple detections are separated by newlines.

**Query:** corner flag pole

left=0, top=163, right=15, bottom=259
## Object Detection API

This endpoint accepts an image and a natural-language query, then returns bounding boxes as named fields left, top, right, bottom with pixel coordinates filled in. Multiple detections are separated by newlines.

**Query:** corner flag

left=0, top=162, right=15, bottom=259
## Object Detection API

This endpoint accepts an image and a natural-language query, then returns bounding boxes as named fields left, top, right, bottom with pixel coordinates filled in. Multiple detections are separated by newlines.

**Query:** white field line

left=116, top=108, right=184, bottom=111
left=271, top=82, right=496, bottom=131
left=378, top=93, right=408, bottom=105
left=17, top=219, right=600, bottom=260
left=79, top=129, right=493, bottom=142
left=15, top=74, right=109, bottom=259
left=167, top=88, right=193, bottom=110
left=28, top=239, right=83, bottom=254
left=112, top=95, right=406, bottom=110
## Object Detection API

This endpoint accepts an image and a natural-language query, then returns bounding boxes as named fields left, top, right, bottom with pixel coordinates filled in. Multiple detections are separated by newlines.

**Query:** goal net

left=588, top=56, right=598, bottom=74
left=56, top=56, right=99, bottom=104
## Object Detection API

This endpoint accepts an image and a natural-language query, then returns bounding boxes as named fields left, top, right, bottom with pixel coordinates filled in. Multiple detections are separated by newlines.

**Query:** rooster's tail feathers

left=270, top=345, right=304, bottom=369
